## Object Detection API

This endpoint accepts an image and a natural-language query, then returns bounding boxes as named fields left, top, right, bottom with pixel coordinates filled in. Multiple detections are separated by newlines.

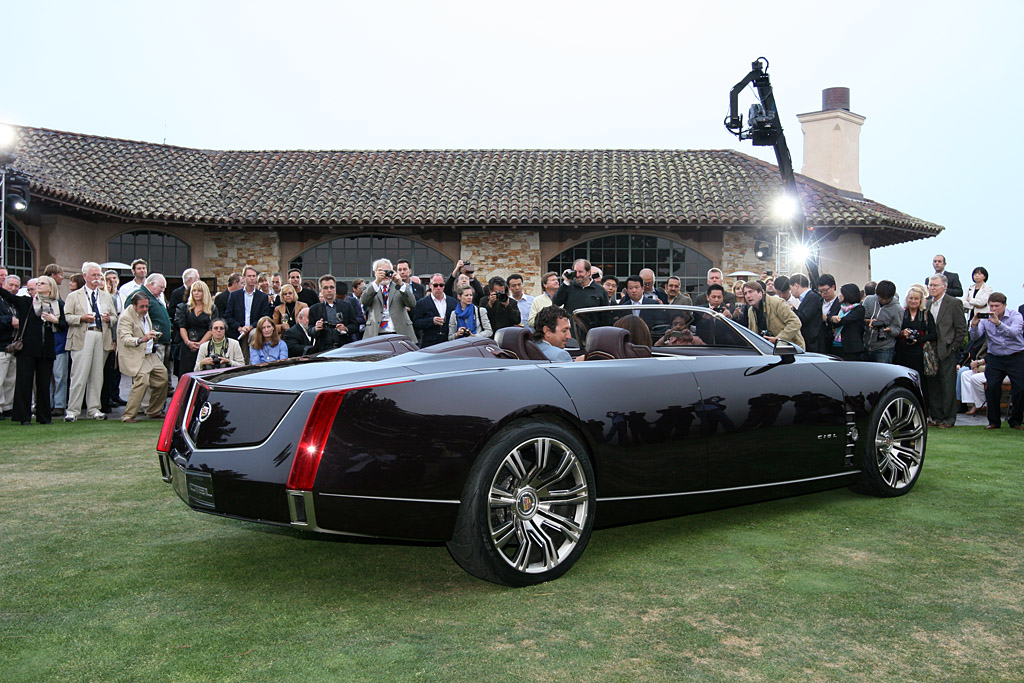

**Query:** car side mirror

left=773, top=339, right=798, bottom=357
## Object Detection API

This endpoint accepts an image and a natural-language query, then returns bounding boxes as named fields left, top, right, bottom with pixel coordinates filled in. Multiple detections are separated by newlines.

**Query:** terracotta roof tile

left=9, top=125, right=941, bottom=245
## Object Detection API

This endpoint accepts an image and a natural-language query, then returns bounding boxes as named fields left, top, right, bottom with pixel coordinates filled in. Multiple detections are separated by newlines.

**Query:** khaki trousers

left=0, top=350, right=16, bottom=412
left=68, top=329, right=108, bottom=418
left=122, top=353, right=169, bottom=421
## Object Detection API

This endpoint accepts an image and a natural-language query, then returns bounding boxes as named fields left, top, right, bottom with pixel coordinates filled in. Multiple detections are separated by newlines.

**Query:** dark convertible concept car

left=157, top=305, right=926, bottom=586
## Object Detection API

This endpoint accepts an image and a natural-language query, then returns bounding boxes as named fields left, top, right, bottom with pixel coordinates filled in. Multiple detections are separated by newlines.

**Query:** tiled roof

left=9, top=125, right=942, bottom=245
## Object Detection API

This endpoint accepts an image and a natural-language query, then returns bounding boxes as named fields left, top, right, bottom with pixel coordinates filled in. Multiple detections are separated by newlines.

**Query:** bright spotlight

left=790, top=242, right=812, bottom=264
left=772, top=194, right=799, bottom=221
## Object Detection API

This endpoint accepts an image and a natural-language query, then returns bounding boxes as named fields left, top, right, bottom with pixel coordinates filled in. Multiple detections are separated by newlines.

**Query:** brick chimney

left=797, top=87, right=866, bottom=195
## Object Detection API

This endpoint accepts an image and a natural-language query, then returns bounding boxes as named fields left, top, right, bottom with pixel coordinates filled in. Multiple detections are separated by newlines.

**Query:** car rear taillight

left=157, top=374, right=192, bottom=454
left=286, top=380, right=412, bottom=491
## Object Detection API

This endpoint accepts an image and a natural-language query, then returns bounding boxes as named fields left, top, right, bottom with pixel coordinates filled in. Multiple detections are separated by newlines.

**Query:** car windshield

left=572, top=305, right=772, bottom=355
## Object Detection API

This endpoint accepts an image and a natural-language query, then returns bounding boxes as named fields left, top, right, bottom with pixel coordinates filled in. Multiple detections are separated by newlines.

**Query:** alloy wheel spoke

left=491, top=518, right=516, bottom=548
left=522, top=518, right=559, bottom=569
left=540, top=483, right=589, bottom=506
left=536, top=508, right=582, bottom=542
left=489, top=486, right=516, bottom=508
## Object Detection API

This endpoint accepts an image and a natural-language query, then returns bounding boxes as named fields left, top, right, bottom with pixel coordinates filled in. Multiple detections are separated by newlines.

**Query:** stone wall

left=203, top=230, right=281, bottom=286
left=459, top=230, right=542, bottom=295
left=720, top=230, right=765, bottom=282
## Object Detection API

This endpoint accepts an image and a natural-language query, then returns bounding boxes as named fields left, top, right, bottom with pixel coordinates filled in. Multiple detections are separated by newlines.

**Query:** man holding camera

left=308, top=274, right=357, bottom=350
left=969, top=292, right=1024, bottom=430
left=863, top=280, right=903, bottom=363
left=481, top=276, right=522, bottom=333
left=117, top=293, right=169, bottom=423
left=195, top=319, right=245, bottom=371
left=553, top=259, right=607, bottom=320
left=361, top=259, right=417, bottom=339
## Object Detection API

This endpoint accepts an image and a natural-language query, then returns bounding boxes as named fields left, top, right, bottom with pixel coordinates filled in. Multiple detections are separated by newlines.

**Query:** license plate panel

left=185, top=471, right=215, bottom=508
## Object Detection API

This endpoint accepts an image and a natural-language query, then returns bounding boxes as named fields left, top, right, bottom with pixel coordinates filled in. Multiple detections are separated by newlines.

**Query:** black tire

left=446, top=417, right=596, bottom=586
left=850, top=387, right=926, bottom=497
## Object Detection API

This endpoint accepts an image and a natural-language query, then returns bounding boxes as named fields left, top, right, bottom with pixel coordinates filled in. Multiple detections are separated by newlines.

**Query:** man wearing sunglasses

left=413, top=273, right=458, bottom=347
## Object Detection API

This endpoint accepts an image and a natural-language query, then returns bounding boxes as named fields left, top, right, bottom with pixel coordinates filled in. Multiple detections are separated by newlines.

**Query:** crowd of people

left=1, top=252, right=1021, bottom=431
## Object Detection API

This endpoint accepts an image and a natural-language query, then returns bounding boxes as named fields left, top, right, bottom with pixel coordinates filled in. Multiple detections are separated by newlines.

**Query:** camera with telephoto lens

left=871, top=319, right=887, bottom=341
left=496, top=291, right=508, bottom=302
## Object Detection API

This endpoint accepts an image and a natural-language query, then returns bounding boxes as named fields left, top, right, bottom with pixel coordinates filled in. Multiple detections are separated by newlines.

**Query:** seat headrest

left=495, top=326, right=550, bottom=361
left=584, top=326, right=651, bottom=360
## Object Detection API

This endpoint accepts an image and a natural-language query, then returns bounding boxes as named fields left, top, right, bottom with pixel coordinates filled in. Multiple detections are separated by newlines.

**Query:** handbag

left=5, top=326, right=24, bottom=355
left=921, top=341, right=939, bottom=376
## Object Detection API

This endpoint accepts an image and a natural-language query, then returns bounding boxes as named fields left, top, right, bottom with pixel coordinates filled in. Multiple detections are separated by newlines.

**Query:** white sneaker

left=64, top=414, right=77, bottom=422
left=90, top=412, right=106, bottom=421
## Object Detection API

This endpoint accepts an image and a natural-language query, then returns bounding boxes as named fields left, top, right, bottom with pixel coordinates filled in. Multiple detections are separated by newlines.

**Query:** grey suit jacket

left=928, top=293, right=968, bottom=361
left=360, top=281, right=417, bottom=338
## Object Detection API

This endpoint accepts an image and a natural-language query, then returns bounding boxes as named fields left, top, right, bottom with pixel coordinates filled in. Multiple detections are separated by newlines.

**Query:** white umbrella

left=99, top=261, right=132, bottom=270
left=727, top=270, right=759, bottom=281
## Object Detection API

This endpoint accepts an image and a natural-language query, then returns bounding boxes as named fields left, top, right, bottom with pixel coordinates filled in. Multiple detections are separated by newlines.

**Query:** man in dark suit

left=817, top=273, right=842, bottom=354
left=790, top=273, right=824, bottom=353
left=693, top=268, right=737, bottom=307
left=224, top=266, right=272, bottom=362
left=288, top=268, right=321, bottom=308
left=618, top=276, right=667, bottom=330
left=214, top=273, right=241, bottom=316
left=926, top=273, right=969, bottom=427
left=413, top=273, right=457, bottom=347
left=283, top=307, right=316, bottom=358
left=396, top=260, right=426, bottom=302
left=926, top=254, right=963, bottom=299
left=307, top=275, right=357, bottom=351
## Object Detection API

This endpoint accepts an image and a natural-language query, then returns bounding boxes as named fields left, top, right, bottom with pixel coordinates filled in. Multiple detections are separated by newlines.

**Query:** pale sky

left=5, top=0, right=1022, bottom=306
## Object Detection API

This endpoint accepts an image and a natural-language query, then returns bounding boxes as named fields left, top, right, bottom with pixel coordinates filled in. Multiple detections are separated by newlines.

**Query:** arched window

left=2, top=222, right=34, bottom=281
left=547, top=234, right=712, bottom=293
left=290, top=235, right=453, bottom=280
left=107, top=230, right=191, bottom=277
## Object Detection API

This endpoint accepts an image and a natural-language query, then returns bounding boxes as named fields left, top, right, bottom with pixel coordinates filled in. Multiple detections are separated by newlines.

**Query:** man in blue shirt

left=969, top=292, right=1024, bottom=429
left=533, top=306, right=574, bottom=362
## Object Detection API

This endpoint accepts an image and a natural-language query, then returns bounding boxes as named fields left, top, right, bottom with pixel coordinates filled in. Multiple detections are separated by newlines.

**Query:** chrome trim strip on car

left=595, top=471, right=860, bottom=502
left=317, top=492, right=461, bottom=505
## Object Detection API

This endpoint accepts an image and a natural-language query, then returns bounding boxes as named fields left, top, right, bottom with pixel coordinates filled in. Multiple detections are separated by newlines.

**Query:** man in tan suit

left=926, top=274, right=969, bottom=428
left=117, top=293, right=168, bottom=423
left=64, top=261, right=118, bottom=421
left=360, top=258, right=417, bottom=339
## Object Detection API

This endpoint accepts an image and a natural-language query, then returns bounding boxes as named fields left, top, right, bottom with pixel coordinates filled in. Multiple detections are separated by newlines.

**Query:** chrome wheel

left=873, top=396, right=925, bottom=489
left=488, top=437, right=590, bottom=574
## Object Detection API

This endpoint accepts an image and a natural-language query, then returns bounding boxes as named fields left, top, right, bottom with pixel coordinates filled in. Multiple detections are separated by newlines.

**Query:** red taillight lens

left=286, top=390, right=347, bottom=490
left=286, top=380, right=412, bottom=491
left=157, top=374, right=192, bottom=454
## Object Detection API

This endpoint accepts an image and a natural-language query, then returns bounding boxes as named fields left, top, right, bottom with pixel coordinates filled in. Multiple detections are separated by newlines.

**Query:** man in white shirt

left=64, top=261, right=118, bottom=421
left=117, top=259, right=152, bottom=309
left=507, top=273, right=534, bottom=325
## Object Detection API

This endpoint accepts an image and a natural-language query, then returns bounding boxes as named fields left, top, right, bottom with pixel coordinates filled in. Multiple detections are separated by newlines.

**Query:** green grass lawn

left=1, top=421, right=1022, bottom=682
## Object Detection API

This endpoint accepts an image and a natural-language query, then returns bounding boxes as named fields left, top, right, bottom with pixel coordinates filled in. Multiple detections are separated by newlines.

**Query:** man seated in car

left=743, top=280, right=805, bottom=348
left=533, top=306, right=583, bottom=362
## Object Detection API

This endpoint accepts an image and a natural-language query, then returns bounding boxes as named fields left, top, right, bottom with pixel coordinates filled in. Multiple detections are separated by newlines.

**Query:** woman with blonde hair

left=250, top=315, right=288, bottom=364
left=273, top=284, right=308, bottom=334
left=0, top=275, right=68, bottom=424
left=895, top=284, right=937, bottom=402
left=176, top=279, right=217, bottom=376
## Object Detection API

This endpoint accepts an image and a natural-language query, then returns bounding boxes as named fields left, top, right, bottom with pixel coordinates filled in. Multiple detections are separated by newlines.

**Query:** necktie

left=380, top=286, right=389, bottom=331
left=92, top=290, right=102, bottom=332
